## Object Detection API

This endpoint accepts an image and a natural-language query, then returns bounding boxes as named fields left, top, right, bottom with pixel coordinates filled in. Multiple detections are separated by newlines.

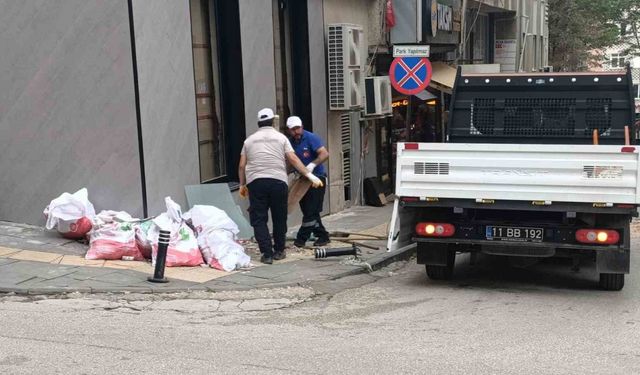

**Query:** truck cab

left=387, top=68, right=638, bottom=291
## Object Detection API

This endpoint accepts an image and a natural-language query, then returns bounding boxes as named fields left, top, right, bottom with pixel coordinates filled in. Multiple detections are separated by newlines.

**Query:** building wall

left=0, top=0, right=142, bottom=224
left=239, top=0, right=277, bottom=136
left=323, top=0, right=373, bottom=212
left=131, top=0, right=200, bottom=216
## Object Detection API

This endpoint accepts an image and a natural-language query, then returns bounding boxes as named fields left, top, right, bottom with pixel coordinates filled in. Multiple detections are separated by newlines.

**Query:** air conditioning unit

left=364, top=76, right=392, bottom=116
left=327, top=23, right=364, bottom=110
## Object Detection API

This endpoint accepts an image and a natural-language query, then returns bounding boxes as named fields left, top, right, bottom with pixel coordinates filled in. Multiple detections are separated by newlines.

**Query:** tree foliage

left=548, top=0, right=640, bottom=71
left=617, top=0, right=640, bottom=56
left=548, top=0, right=620, bottom=71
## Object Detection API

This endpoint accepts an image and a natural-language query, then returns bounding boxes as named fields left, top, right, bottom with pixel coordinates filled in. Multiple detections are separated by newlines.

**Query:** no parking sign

left=389, top=57, right=433, bottom=96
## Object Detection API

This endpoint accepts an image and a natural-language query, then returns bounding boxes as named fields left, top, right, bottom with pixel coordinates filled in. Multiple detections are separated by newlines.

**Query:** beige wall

left=323, top=0, right=375, bottom=212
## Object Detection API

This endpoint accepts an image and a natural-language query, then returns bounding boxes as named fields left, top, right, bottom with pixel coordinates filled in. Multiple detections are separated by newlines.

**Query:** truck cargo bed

left=396, top=142, right=640, bottom=204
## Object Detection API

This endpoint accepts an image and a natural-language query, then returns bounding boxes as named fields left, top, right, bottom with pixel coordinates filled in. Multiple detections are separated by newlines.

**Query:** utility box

left=364, top=76, right=392, bottom=116
left=327, top=23, right=364, bottom=110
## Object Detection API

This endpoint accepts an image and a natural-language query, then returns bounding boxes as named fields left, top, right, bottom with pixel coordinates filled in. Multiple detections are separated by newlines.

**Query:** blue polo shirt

left=290, top=130, right=326, bottom=177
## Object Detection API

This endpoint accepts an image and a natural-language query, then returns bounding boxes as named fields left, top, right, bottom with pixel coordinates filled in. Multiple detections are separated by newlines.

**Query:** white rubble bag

left=185, top=205, right=250, bottom=272
left=43, top=188, right=96, bottom=239
left=85, top=211, right=145, bottom=261
left=148, top=197, right=203, bottom=267
left=134, top=220, right=154, bottom=259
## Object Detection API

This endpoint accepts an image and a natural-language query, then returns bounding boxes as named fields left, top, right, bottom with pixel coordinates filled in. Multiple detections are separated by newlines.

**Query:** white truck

left=387, top=69, right=638, bottom=290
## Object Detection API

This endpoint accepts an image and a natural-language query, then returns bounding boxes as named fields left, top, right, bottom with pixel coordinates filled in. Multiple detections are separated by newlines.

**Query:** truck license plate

left=486, top=226, right=543, bottom=242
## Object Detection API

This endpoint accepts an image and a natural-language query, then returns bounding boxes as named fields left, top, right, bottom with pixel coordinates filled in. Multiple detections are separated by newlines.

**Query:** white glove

left=305, top=162, right=317, bottom=173
left=305, top=172, right=323, bottom=188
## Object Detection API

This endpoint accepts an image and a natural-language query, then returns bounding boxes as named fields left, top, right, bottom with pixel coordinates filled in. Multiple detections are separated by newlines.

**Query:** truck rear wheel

left=425, top=250, right=455, bottom=280
left=599, top=273, right=624, bottom=291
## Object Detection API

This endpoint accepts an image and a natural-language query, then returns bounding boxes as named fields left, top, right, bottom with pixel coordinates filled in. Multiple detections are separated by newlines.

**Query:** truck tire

left=599, top=273, right=624, bottom=291
left=425, top=250, right=455, bottom=280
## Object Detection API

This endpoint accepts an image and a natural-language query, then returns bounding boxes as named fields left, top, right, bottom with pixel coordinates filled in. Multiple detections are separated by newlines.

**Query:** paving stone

left=8, top=250, right=64, bottom=263
left=0, top=258, right=19, bottom=266
left=0, top=246, right=22, bottom=257
left=86, top=270, right=148, bottom=285
left=59, top=255, right=105, bottom=267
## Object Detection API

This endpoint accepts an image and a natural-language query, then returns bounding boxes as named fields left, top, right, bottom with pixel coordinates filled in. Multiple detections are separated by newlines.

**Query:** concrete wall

left=323, top=0, right=373, bottom=212
left=0, top=0, right=142, bottom=224
left=239, top=0, right=277, bottom=135
left=131, top=0, right=200, bottom=216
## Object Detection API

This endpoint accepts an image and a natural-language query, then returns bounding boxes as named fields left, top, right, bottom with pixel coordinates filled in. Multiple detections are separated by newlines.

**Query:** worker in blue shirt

left=286, top=116, right=331, bottom=247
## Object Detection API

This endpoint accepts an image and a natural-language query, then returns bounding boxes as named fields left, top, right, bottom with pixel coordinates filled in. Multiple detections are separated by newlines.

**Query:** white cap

left=257, top=108, right=275, bottom=121
left=286, top=116, right=302, bottom=129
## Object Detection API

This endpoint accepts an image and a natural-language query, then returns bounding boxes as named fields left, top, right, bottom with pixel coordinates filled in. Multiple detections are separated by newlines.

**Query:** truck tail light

left=575, top=229, right=619, bottom=245
left=404, top=143, right=419, bottom=150
left=416, top=222, right=455, bottom=237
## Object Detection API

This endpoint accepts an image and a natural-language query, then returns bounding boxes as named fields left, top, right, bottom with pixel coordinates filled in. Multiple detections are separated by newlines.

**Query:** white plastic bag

left=43, top=188, right=96, bottom=239
left=86, top=211, right=144, bottom=261
left=135, top=220, right=154, bottom=259
left=148, top=197, right=203, bottom=267
left=187, top=205, right=250, bottom=272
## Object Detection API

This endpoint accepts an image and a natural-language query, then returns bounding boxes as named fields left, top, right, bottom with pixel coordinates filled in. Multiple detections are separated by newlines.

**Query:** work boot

left=260, top=255, right=273, bottom=264
left=273, top=251, right=287, bottom=261
left=293, top=240, right=306, bottom=248
left=313, top=238, right=330, bottom=247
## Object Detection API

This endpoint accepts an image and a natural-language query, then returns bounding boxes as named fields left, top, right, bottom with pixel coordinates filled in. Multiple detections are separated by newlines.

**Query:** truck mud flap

left=417, top=243, right=451, bottom=266
left=597, top=249, right=630, bottom=274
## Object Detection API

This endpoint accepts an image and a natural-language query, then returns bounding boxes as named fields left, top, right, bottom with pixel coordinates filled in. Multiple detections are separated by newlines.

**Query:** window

left=610, top=53, right=627, bottom=68
left=190, top=0, right=225, bottom=182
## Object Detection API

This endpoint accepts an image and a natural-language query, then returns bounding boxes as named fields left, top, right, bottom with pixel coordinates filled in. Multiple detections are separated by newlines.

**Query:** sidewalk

left=0, top=204, right=414, bottom=295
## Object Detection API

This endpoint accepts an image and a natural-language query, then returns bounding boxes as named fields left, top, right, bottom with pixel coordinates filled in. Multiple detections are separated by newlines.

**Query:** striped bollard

left=148, top=229, right=170, bottom=283
left=314, top=244, right=359, bottom=259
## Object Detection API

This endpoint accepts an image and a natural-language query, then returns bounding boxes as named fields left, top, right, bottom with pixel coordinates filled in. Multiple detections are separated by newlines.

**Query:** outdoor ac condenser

left=327, top=23, right=364, bottom=110
left=364, top=76, right=392, bottom=116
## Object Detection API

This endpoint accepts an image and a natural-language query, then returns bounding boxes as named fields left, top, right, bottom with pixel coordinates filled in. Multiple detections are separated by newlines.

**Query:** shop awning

left=414, top=90, right=438, bottom=101
left=429, top=62, right=457, bottom=94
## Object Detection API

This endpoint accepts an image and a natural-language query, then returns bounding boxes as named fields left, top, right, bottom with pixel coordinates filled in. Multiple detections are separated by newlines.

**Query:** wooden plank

left=287, top=177, right=311, bottom=214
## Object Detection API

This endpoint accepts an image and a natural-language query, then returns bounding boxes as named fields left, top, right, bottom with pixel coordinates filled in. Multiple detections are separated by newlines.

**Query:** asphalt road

left=0, top=251, right=639, bottom=375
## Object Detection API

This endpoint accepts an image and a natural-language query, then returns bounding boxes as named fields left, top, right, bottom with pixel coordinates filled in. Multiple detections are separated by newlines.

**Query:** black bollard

left=314, top=244, right=359, bottom=259
left=148, top=229, right=170, bottom=283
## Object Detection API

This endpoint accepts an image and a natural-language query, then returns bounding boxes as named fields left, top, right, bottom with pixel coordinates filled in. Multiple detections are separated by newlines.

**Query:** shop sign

left=393, top=45, right=430, bottom=58
left=437, top=3, right=453, bottom=32
left=430, top=0, right=438, bottom=37
left=392, top=99, right=409, bottom=108
left=429, top=1, right=453, bottom=35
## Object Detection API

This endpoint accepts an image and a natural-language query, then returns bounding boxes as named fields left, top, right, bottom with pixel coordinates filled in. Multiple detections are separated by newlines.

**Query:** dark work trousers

left=247, top=178, right=288, bottom=257
left=296, top=176, right=329, bottom=242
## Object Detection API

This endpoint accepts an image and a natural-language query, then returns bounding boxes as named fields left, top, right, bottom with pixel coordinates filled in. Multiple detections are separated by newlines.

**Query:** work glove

left=239, top=185, right=249, bottom=198
left=305, top=173, right=323, bottom=188
left=305, top=162, right=316, bottom=173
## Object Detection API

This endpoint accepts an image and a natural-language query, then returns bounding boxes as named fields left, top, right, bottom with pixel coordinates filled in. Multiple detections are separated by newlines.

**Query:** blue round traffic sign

left=389, top=57, right=433, bottom=96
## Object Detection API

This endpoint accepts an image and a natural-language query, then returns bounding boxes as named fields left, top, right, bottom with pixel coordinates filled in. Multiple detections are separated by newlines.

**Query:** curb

left=0, top=245, right=417, bottom=296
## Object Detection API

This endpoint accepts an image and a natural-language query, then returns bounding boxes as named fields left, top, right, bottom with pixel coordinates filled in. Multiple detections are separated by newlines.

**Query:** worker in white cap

left=238, top=108, right=323, bottom=264
left=286, top=116, right=330, bottom=247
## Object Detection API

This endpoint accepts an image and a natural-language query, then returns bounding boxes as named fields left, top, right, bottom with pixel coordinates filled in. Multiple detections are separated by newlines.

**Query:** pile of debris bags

left=43, top=189, right=251, bottom=271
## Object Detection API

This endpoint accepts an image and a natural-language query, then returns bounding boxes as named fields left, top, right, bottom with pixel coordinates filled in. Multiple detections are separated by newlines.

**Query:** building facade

left=0, top=0, right=549, bottom=225
left=0, top=0, right=327, bottom=224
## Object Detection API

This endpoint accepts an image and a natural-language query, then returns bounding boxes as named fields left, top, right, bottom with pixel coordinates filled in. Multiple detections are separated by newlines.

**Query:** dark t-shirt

left=290, top=130, right=326, bottom=177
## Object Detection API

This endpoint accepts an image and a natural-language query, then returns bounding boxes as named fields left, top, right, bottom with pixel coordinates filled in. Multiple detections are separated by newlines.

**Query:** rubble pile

left=43, top=188, right=251, bottom=271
